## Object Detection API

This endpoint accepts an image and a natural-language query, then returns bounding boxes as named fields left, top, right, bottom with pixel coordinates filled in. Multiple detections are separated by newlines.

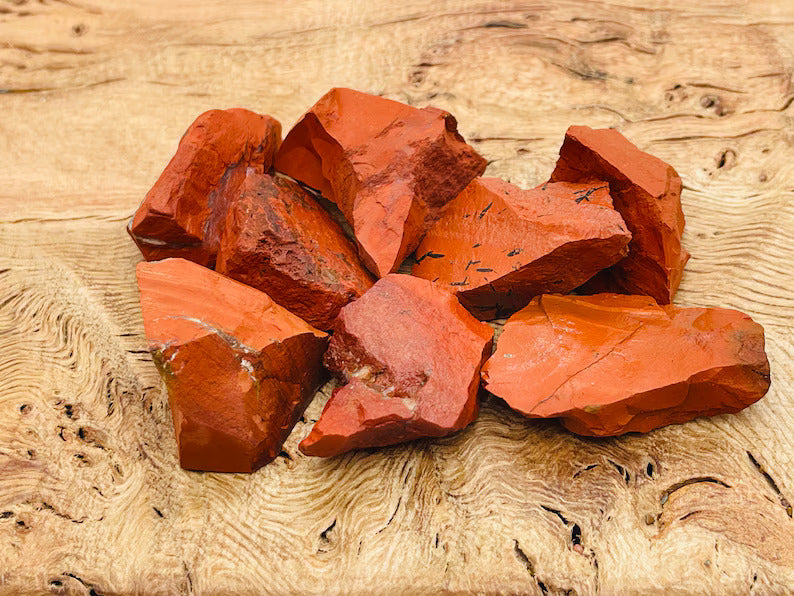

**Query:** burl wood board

left=2, top=0, right=793, bottom=594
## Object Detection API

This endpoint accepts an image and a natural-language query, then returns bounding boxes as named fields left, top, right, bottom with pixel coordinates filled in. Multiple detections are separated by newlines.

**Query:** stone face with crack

left=136, top=258, right=327, bottom=472
left=299, top=274, right=493, bottom=457
left=412, top=177, right=631, bottom=320
left=274, top=88, right=487, bottom=277
left=550, top=125, right=689, bottom=304
left=482, top=294, right=771, bottom=436
left=215, top=171, right=374, bottom=331
left=128, top=108, right=282, bottom=266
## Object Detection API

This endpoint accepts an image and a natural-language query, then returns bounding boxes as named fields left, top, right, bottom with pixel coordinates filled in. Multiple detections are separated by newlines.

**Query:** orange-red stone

left=275, top=88, right=486, bottom=277
left=412, top=177, right=631, bottom=319
left=299, top=274, right=493, bottom=457
left=550, top=125, right=689, bottom=304
left=215, top=172, right=374, bottom=330
left=136, top=258, right=327, bottom=472
left=129, top=109, right=282, bottom=266
left=482, top=294, right=770, bottom=436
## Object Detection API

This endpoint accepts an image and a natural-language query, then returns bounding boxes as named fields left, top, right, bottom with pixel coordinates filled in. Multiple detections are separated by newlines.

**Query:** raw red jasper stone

left=299, top=274, right=493, bottom=457
left=482, top=294, right=770, bottom=436
left=550, top=125, right=689, bottom=304
left=275, top=88, right=487, bottom=277
left=215, top=172, right=374, bottom=330
left=136, top=258, right=327, bottom=473
left=129, top=109, right=282, bottom=266
left=412, top=177, right=631, bottom=319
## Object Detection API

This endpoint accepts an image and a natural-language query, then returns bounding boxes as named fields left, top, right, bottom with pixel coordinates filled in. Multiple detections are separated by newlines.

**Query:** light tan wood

left=2, top=0, right=794, bottom=593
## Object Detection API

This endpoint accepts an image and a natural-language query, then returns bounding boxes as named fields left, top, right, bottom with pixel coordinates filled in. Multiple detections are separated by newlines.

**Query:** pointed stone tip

left=297, top=433, right=322, bottom=457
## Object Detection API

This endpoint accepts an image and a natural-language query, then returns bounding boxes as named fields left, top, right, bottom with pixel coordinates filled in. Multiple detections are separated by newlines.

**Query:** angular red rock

left=129, top=109, right=282, bottom=266
left=482, top=294, right=770, bottom=436
left=215, top=172, right=374, bottom=330
left=275, top=88, right=487, bottom=277
left=550, top=125, right=689, bottom=304
left=412, top=177, right=631, bottom=319
left=136, top=258, right=327, bottom=472
left=299, top=274, right=493, bottom=457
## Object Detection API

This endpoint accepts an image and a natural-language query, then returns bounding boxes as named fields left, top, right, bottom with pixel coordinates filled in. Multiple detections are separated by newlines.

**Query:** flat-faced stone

left=299, top=274, right=493, bottom=457
left=275, top=88, right=486, bottom=277
left=412, top=177, right=631, bottom=319
left=482, top=294, right=770, bottom=436
left=129, top=109, right=282, bottom=266
left=550, top=125, right=689, bottom=304
left=215, top=172, right=374, bottom=330
left=136, top=258, right=327, bottom=472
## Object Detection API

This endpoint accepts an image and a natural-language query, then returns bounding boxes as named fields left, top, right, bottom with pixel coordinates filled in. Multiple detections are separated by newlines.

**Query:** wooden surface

left=2, top=0, right=794, bottom=594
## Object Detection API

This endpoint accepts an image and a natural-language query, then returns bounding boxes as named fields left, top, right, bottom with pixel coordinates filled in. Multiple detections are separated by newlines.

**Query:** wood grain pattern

left=2, top=0, right=794, bottom=593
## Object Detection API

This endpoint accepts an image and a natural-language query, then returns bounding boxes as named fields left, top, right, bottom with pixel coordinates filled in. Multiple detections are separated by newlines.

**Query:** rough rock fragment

left=482, top=294, right=771, bottom=436
left=412, top=177, right=631, bottom=319
left=299, top=274, right=493, bottom=457
left=275, top=88, right=487, bottom=277
left=136, top=258, right=327, bottom=472
left=215, top=172, right=374, bottom=330
left=550, top=125, right=689, bottom=304
left=129, top=109, right=282, bottom=266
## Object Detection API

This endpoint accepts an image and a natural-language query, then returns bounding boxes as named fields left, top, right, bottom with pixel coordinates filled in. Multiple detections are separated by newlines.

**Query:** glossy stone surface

left=550, top=125, right=689, bottom=304
left=412, top=177, right=631, bottom=319
left=129, top=109, right=282, bottom=266
left=482, top=294, right=770, bottom=436
left=299, top=274, right=493, bottom=457
left=136, top=258, right=327, bottom=473
left=275, top=88, right=486, bottom=277
left=215, top=172, right=374, bottom=330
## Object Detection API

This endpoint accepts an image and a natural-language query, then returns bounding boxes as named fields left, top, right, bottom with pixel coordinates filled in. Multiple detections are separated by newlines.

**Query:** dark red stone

left=299, top=274, right=493, bottom=457
left=550, top=125, right=689, bottom=304
left=275, top=88, right=486, bottom=277
left=137, top=258, right=327, bottom=473
left=215, top=172, right=374, bottom=330
left=128, top=109, right=282, bottom=266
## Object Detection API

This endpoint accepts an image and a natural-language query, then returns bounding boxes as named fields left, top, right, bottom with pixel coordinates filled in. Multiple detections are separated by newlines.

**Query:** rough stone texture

left=483, top=293, right=771, bottom=436
left=300, top=274, right=493, bottom=456
left=136, top=258, right=327, bottom=472
left=275, top=88, right=487, bottom=277
left=550, top=125, right=689, bottom=304
left=128, top=109, right=282, bottom=266
left=412, top=177, right=631, bottom=319
left=215, top=172, right=374, bottom=330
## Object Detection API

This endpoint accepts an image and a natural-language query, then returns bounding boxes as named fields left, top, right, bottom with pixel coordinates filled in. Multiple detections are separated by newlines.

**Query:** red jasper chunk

left=412, top=177, right=631, bottom=319
left=215, top=172, right=374, bottom=330
left=275, top=88, right=486, bottom=277
left=129, top=109, right=282, bottom=266
left=299, top=274, right=493, bottom=457
left=136, top=258, right=327, bottom=473
left=482, top=294, right=770, bottom=436
left=550, top=125, right=689, bottom=304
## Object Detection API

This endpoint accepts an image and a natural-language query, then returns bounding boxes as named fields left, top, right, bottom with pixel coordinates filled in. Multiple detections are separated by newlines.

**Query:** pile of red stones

left=130, top=88, right=770, bottom=473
